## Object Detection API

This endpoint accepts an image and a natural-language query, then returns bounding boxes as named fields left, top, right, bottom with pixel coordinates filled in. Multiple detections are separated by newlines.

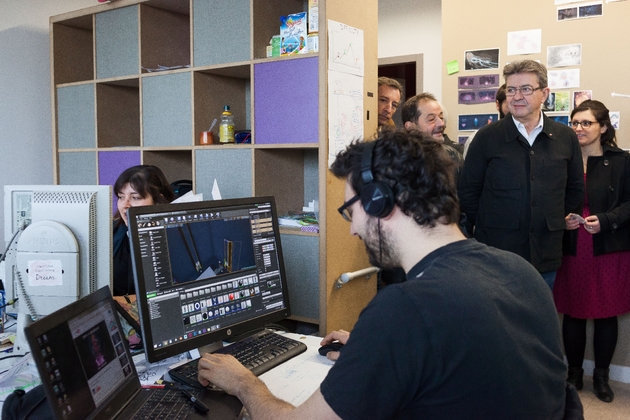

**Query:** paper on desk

left=0, top=354, right=40, bottom=404
left=132, top=352, right=190, bottom=385
left=259, top=336, right=334, bottom=406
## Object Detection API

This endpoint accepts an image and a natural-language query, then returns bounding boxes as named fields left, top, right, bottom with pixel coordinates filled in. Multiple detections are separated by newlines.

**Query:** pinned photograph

left=507, top=29, right=541, bottom=56
left=548, top=68, right=580, bottom=89
left=573, top=90, right=592, bottom=108
left=610, top=111, right=620, bottom=129
left=550, top=115, right=570, bottom=126
left=579, top=2, right=603, bottom=18
left=547, top=44, right=582, bottom=68
left=458, top=135, right=469, bottom=145
left=464, top=49, right=500, bottom=70
left=557, top=7, right=578, bottom=21
left=555, top=91, right=570, bottom=112
left=458, top=113, right=499, bottom=131
left=543, top=93, right=556, bottom=112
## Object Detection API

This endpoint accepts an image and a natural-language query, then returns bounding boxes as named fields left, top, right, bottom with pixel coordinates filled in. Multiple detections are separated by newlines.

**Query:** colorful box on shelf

left=280, top=12, right=308, bottom=56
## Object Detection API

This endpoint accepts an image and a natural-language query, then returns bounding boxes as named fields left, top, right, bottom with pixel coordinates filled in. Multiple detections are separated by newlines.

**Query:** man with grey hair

left=458, top=59, right=583, bottom=290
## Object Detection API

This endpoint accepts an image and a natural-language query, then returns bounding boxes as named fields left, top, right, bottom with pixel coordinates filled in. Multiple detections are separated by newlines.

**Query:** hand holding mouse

left=319, top=329, right=350, bottom=361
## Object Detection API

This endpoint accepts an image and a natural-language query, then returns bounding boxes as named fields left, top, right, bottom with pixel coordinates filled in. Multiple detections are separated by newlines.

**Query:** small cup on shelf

left=199, top=131, right=214, bottom=145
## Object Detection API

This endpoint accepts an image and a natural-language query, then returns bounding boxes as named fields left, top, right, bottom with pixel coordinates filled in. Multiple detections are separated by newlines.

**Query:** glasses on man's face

left=571, top=120, right=598, bottom=129
left=338, top=195, right=360, bottom=222
left=505, top=86, right=543, bottom=96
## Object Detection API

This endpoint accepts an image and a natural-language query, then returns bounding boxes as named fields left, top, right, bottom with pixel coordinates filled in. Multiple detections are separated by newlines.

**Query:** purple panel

left=98, top=150, right=141, bottom=214
left=254, top=57, right=319, bottom=144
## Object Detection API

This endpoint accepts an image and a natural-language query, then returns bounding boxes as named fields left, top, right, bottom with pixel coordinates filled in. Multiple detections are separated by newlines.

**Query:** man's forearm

left=236, top=375, right=296, bottom=420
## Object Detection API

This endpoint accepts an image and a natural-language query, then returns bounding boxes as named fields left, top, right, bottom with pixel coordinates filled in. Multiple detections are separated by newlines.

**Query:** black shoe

left=567, top=367, right=584, bottom=390
left=593, top=368, right=614, bottom=402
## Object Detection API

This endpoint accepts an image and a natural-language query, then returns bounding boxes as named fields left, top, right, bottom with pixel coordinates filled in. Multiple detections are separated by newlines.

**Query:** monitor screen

left=127, top=196, right=291, bottom=363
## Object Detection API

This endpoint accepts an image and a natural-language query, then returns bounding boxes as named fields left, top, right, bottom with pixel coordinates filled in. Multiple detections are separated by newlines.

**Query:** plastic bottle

left=219, top=105, right=235, bottom=144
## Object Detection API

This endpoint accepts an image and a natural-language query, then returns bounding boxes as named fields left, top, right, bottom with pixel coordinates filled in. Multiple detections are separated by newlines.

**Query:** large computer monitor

left=3, top=185, right=112, bottom=353
left=127, top=196, right=292, bottom=363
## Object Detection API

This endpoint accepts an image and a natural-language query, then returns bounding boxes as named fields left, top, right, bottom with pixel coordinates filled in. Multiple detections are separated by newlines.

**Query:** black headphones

left=360, top=141, right=395, bottom=218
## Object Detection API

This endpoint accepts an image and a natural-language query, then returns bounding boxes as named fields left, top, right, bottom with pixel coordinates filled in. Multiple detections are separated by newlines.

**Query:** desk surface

left=0, top=332, right=333, bottom=413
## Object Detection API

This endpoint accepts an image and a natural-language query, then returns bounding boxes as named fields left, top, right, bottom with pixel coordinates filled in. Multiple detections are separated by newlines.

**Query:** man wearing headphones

left=196, top=130, right=574, bottom=419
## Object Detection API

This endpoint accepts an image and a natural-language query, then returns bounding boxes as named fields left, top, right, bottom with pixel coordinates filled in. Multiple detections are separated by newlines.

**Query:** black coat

left=458, top=114, right=584, bottom=272
left=563, top=145, right=630, bottom=256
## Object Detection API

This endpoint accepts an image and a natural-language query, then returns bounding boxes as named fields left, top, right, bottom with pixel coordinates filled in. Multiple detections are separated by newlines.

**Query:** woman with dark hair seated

left=113, top=165, right=175, bottom=296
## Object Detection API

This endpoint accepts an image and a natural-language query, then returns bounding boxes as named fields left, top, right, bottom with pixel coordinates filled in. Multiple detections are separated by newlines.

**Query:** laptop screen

left=126, top=196, right=291, bottom=363
left=25, top=287, right=139, bottom=420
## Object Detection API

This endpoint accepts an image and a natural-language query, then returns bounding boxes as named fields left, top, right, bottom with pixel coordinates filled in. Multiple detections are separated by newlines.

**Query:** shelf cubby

left=193, top=65, right=251, bottom=145
left=96, top=79, right=140, bottom=148
left=52, top=15, right=94, bottom=84
left=140, top=3, right=191, bottom=73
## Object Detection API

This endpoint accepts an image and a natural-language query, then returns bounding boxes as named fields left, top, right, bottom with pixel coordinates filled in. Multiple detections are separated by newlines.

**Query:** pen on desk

left=141, top=384, right=165, bottom=389
left=182, top=389, right=209, bottom=414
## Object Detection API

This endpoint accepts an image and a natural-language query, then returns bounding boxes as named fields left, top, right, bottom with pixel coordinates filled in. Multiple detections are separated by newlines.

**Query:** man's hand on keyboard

left=197, top=353, right=256, bottom=396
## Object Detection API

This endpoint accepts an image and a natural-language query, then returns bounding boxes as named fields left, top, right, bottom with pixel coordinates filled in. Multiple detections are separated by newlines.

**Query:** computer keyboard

left=132, top=389, right=196, bottom=419
left=169, top=330, right=307, bottom=389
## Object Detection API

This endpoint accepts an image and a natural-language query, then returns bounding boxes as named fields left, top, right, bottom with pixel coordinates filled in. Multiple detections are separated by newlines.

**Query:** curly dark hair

left=113, top=165, right=175, bottom=223
left=330, top=130, right=460, bottom=227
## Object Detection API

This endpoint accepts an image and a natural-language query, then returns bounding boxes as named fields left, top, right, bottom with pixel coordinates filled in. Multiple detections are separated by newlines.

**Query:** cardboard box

left=280, top=12, right=307, bottom=56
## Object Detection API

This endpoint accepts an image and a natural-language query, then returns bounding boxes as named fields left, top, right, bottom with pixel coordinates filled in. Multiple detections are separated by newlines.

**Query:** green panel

left=95, top=6, right=139, bottom=78
left=57, top=84, right=96, bottom=150
left=59, top=152, right=97, bottom=185
left=193, top=0, right=251, bottom=66
left=194, top=148, right=252, bottom=199
left=280, top=234, right=319, bottom=320
left=142, top=72, right=192, bottom=147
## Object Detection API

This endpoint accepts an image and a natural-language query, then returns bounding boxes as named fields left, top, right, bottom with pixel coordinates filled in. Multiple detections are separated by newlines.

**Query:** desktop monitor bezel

left=127, top=196, right=292, bottom=363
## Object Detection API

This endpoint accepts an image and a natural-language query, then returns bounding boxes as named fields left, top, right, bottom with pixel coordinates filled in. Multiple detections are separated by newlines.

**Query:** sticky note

left=446, top=60, right=459, bottom=75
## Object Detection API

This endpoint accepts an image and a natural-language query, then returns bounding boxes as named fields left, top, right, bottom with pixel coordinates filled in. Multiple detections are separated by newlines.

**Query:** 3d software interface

left=133, top=202, right=287, bottom=350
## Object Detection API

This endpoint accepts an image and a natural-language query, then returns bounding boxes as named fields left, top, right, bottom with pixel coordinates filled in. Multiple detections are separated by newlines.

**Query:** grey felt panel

left=59, top=152, right=97, bottom=185
left=193, top=0, right=251, bottom=66
left=303, top=149, right=318, bottom=208
left=57, top=84, right=96, bottom=150
left=142, top=72, right=193, bottom=147
left=280, top=233, right=319, bottom=321
left=194, top=148, right=253, bottom=199
left=95, top=6, right=139, bottom=79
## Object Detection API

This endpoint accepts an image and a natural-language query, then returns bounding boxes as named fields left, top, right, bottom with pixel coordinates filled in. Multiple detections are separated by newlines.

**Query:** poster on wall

left=548, top=68, right=580, bottom=89
left=458, top=113, right=499, bottom=131
left=464, top=49, right=499, bottom=70
left=573, top=90, right=592, bottom=108
left=554, top=91, right=571, bottom=112
left=507, top=29, right=541, bottom=56
left=547, top=44, right=582, bottom=68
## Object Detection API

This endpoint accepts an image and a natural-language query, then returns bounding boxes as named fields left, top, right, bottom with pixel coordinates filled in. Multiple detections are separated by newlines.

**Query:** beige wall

left=442, top=0, right=630, bottom=379
left=442, top=0, right=630, bottom=150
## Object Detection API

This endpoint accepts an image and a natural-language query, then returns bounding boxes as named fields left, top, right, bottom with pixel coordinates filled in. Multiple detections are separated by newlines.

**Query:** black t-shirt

left=321, top=239, right=566, bottom=419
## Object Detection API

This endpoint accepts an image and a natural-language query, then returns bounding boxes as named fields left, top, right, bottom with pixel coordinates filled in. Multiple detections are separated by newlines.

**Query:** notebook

left=25, top=286, right=242, bottom=420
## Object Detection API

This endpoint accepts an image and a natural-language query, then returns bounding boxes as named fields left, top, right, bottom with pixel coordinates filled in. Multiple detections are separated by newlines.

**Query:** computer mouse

left=318, top=342, right=344, bottom=356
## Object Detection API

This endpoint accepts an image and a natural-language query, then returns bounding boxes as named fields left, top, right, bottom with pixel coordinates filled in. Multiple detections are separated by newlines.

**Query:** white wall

left=378, top=0, right=442, bottom=100
left=0, top=0, right=95, bottom=243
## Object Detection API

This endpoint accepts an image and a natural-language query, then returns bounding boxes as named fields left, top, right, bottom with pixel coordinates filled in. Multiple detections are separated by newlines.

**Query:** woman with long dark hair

left=554, top=100, right=630, bottom=402
left=113, top=165, right=175, bottom=296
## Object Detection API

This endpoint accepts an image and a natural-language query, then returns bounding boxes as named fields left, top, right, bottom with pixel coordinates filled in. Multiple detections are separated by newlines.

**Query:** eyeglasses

left=505, top=86, right=544, bottom=96
left=570, top=120, right=598, bottom=129
left=338, top=195, right=359, bottom=222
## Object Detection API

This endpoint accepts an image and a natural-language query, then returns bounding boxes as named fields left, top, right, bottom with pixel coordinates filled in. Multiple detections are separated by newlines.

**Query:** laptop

left=25, top=286, right=243, bottom=419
